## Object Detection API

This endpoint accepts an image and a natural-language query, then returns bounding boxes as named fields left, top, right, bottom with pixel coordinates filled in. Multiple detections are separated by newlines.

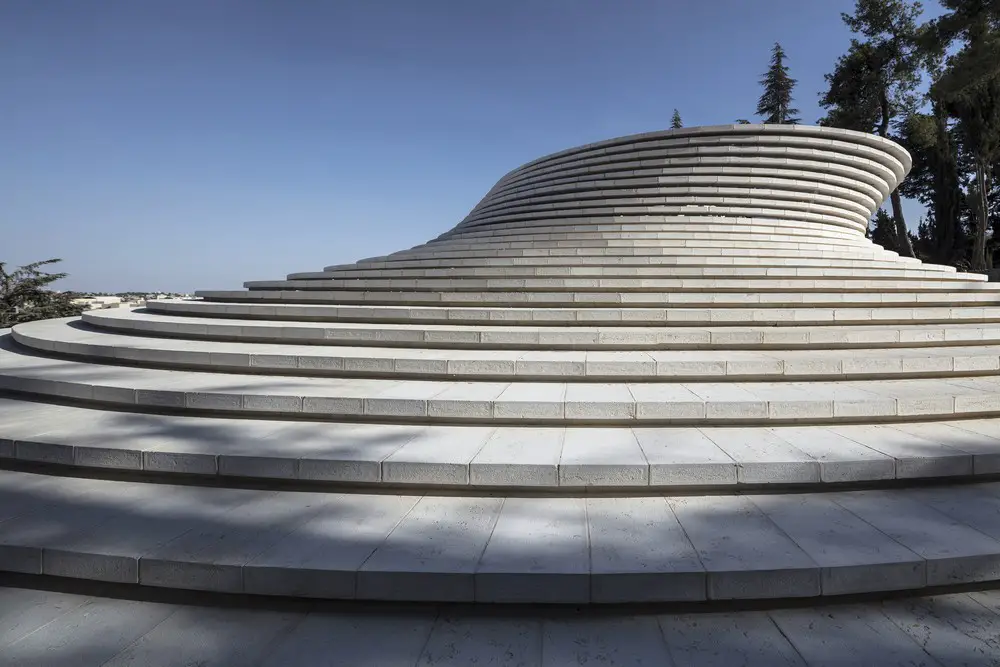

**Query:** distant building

left=71, top=296, right=122, bottom=310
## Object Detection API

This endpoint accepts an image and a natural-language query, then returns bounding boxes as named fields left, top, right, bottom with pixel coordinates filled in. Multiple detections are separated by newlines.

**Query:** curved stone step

left=251, top=277, right=997, bottom=293
left=486, top=126, right=907, bottom=185
left=444, top=219, right=873, bottom=242
left=461, top=192, right=878, bottom=227
left=83, top=308, right=1000, bottom=350
left=458, top=206, right=871, bottom=234
left=323, top=254, right=924, bottom=271
left=4, top=397, right=1000, bottom=489
left=429, top=224, right=867, bottom=242
left=485, top=160, right=893, bottom=205
left=3, top=467, right=1000, bottom=603
left=8, top=336, right=1000, bottom=425
left=405, top=232, right=878, bottom=246
left=290, top=264, right=974, bottom=280
left=345, top=247, right=901, bottom=262
left=155, top=298, right=1000, bottom=327
left=386, top=238, right=880, bottom=254
left=198, top=287, right=1000, bottom=309
left=18, top=318, right=1000, bottom=382
left=498, top=124, right=908, bottom=176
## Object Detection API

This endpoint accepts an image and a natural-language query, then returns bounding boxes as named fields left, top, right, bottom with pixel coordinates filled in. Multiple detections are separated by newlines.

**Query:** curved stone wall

left=450, top=124, right=908, bottom=241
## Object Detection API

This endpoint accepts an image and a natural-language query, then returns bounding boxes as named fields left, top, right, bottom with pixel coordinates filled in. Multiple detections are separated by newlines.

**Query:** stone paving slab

left=8, top=397, right=1000, bottom=489
left=6, top=469, right=1000, bottom=602
left=12, top=583, right=1000, bottom=665
left=10, top=584, right=1000, bottom=666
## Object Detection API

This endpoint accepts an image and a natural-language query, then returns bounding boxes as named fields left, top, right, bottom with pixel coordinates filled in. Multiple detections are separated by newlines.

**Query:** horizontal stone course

left=249, top=277, right=997, bottom=292
left=19, top=318, right=1000, bottom=382
left=144, top=299, right=1000, bottom=328
left=80, top=308, right=1000, bottom=350
left=9, top=338, right=1000, bottom=425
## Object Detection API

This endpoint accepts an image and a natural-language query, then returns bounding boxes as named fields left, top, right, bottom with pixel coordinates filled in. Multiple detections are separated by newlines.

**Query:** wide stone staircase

left=5, top=124, right=1000, bottom=605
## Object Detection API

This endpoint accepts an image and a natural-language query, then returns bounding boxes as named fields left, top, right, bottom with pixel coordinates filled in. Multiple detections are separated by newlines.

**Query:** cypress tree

left=756, top=42, right=800, bottom=124
left=671, top=109, right=683, bottom=129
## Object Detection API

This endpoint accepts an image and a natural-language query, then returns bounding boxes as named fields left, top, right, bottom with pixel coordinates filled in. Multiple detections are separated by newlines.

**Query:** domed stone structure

left=4, top=124, right=1000, bottom=604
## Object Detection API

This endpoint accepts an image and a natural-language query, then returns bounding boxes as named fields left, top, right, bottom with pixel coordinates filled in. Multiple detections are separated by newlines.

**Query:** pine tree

left=756, top=42, right=800, bottom=124
left=897, top=105, right=967, bottom=264
left=869, top=208, right=900, bottom=251
left=929, top=0, right=1000, bottom=270
left=0, top=259, right=85, bottom=328
left=818, top=0, right=928, bottom=259
left=671, top=109, right=683, bottom=129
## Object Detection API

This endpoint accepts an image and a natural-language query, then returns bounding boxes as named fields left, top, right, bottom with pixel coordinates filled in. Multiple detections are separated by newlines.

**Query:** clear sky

left=1, top=0, right=943, bottom=293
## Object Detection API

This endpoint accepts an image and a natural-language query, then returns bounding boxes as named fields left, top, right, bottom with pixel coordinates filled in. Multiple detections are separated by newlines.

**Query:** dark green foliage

left=0, top=259, right=85, bottom=328
left=671, top=109, right=683, bottom=129
left=818, top=42, right=886, bottom=131
left=898, top=105, right=968, bottom=264
left=818, top=0, right=928, bottom=258
left=927, top=0, right=1000, bottom=269
left=869, top=208, right=900, bottom=251
left=734, top=119, right=752, bottom=124
left=756, top=42, right=800, bottom=124
left=941, top=75, right=1000, bottom=268
left=927, top=0, right=1000, bottom=96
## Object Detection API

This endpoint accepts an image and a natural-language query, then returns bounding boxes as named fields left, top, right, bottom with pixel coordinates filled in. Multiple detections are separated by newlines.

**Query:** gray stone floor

left=5, top=582, right=1000, bottom=666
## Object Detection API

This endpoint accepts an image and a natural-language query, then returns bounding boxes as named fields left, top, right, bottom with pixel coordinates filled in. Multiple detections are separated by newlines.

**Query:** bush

left=0, top=258, right=85, bottom=328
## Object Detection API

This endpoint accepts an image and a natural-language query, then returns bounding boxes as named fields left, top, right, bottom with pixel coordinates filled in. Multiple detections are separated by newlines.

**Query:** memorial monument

left=3, top=124, right=1000, bottom=603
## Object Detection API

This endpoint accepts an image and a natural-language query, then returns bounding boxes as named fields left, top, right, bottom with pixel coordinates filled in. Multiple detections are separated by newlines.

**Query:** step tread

left=7, top=334, right=1000, bottom=423
left=146, top=299, right=1000, bottom=327
left=3, top=397, right=1000, bottom=488
left=2, top=467, right=1000, bottom=602
left=19, top=318, right=1000, bottom=380
left=89, top=306, right=1000, bottom=341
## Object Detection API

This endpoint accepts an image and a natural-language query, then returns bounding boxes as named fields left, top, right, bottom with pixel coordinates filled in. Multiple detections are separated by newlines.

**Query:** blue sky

left=1, top=0, right=942, bottom=293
